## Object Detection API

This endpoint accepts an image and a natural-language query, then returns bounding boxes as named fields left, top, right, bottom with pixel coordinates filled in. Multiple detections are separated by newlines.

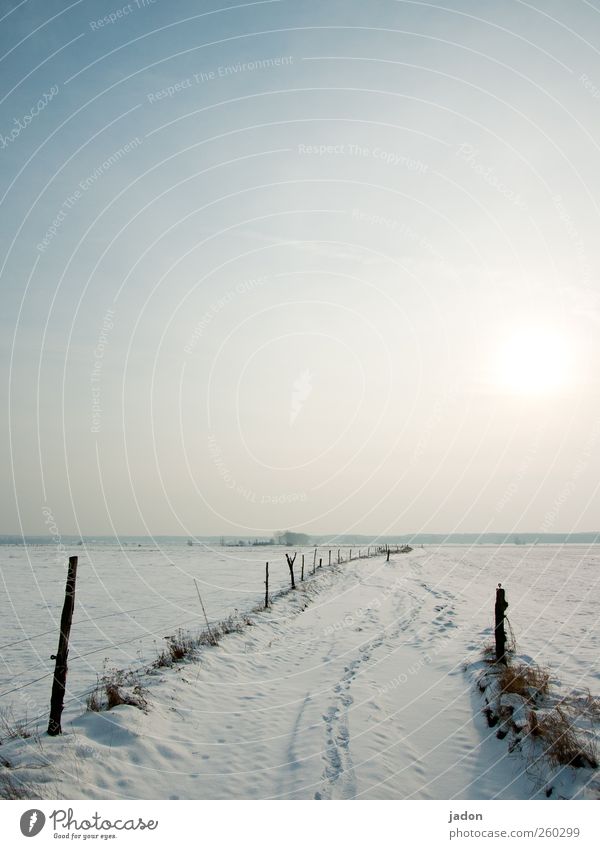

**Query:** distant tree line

left=274, top=530, right=311, bottom=546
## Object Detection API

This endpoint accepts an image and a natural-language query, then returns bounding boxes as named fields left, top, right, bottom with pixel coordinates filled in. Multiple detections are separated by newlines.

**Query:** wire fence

left=0, top=543, right=406, bottom=733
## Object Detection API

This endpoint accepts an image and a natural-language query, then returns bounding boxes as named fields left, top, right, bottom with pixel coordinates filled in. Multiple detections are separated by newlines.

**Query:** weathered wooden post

left=265, top=562, right=269, bottom=608
left=313, top=548, right=317, bottom=570
left=337, top=549, right=340, bottom=564
left=349, top=549, right=352, bottom=561
left=194, top=580, right=216, bottom=642
left=328, top=550, right=331, bottom=566
left=319, top=557, right=322, bottom=569
left=48, top=556, right=78, bottom=736
left=386, top=546, right=390, bottom=562
left=494, top=583, right=509, bottom=664
left=286, top=553, right=297, bottom=589
left=301, top=554, right=305, bottom=581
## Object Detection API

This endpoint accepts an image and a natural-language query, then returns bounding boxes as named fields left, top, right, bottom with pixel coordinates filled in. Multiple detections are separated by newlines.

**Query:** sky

left=1, top=0, right=600, bottom=537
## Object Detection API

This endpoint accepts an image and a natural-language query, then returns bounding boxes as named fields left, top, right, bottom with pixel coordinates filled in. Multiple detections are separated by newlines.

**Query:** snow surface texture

left=1, top=544, right=598, bottom=799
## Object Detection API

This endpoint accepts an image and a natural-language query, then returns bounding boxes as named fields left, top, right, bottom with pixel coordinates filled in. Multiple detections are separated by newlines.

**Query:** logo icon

left=20, top=810, right=45, bottom=837
left=290, top=369, right=313, bottom=425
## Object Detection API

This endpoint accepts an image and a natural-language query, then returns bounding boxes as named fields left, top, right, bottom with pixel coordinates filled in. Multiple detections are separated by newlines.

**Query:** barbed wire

left=0, top=609, right=218, bottom=704
left=0, top=601, right=170, bottom=651
left=0, top=671, right=54, bottom=700
left=0, top=549, right=355, bottom=715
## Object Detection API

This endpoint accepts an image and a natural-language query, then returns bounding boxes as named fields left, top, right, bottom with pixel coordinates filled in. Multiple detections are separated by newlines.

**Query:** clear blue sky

left=1, top=0, right=600, bottom=536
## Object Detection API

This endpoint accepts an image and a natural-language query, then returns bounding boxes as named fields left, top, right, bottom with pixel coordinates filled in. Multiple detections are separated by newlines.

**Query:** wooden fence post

left=387, top=546, right=390, bottom=562
left=286, top=553, right=297, bottom=589
left=301, top=554, right=304, bottom=581
left=494, top=583, right=509, bottom=664
left=328, top=550, right=331, bottom=566
left=313, top=548, right=317, bottom=570
left=265, top=563, right=269, bottom=608
left=319, top=557, right=322, bottom=569
left=350, top=549, right=352, bottom=561
left=337, top=549, right=340, bottom=564
left=48, top=556, right=78, bottom=736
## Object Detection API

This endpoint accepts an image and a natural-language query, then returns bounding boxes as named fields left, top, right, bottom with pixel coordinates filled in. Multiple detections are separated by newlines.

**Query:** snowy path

left=5, top=546, right=597, bottom=799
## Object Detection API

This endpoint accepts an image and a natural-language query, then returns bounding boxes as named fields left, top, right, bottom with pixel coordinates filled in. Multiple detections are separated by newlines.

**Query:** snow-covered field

left=1, top=544, right=599, bottom=799
left=0, top=542, right=318, bottom=724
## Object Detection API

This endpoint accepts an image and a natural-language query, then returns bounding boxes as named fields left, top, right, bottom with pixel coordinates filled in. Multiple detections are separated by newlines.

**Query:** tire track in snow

left=284, top=691, right=312, bottom=798
left=314, top=662, right=357, bottom=799
left=313, top=560, right=450, bottom=798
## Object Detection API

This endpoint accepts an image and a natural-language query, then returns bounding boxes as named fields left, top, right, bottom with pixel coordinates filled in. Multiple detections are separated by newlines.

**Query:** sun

left=496, top=327, right=572, bottom=395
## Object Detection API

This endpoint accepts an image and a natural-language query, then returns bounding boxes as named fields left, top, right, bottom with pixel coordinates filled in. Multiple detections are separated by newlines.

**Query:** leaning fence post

left=47, top=556, right=78, bottom=736
left=387, top=546, right=390, bottom=562
left=313, top=548, right=317, bottom=570
left=494, top=583, right=509, bottom=664
left=265, top=562, right=269, bottom=608
left=286, top=552, right=297, bottom=589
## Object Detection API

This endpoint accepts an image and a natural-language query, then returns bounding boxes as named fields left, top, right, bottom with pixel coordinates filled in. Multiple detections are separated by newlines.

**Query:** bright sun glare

left=496, top=328, right=572, bottom=395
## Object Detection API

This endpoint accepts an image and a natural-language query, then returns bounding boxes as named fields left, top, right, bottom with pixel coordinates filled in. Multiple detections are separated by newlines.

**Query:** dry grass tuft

left=529, top=707, right=598, bottom=769
left=151, top=614, right=246, bottom=670
left=481, top=642, right=496, bottom=662
left=0, top=770, right=39, bottom=800
left=0, top=708, right=33, bottom=743
left=499, top=663, right=549, bottom=701
left=166, top=630, right=196, bottom=661
left=558, top=689, right=600, bottom=721
left=85, top=689, right=102, bottom=712
left=218, top=615, right=244, bottom=636
left=86, top=668, right=147, bottom=712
